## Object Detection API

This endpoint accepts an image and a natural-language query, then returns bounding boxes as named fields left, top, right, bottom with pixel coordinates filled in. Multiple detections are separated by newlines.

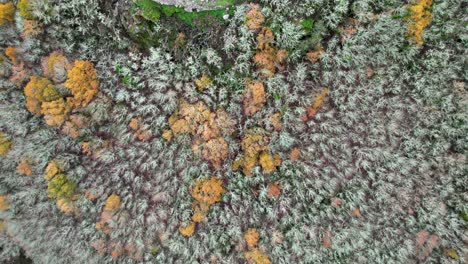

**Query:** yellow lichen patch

left=41, top=98, right=72, bottom=127
left=267, top=182, right=281, bottom=199
left=244, top=228, right=259, bottom=249
left=0, top=220, right=5, bottom=233
left=304, top=87, right=329, bottom=120
left=191, top=177, right=224, bottom=206
left=444, top=248, right=459, bottom=260
left=244, top=80, right=266, bottom=116
left=406, top=0, right=432, bottom=45
left=244, top=248, right=271, bottom=264
left=258, top=151, right=280, bottom=174
left=104, top=194, right=121, bottom=212
left=245, top=3, right=264, bottom=30
left=45, top=160, right=62, bottom=180
left=0, top=2, right=15, bottom=26
left=24, top=75, right=61, bottom=115
left=162, top=129, right=173, bottom=141
left=65, top=60, right=99, bottom=107
left=0, top=132, right=12, bottom=156
left=191, top=201, right=210, bottom=223
left=179, top=221, right=196, bottom=237
left=17, top=159, right=32, bottom=176
left=195, top=74, right=212, bottom=92
left=56, top=198, right=78, bottom=214
left=17, top=0, right=33, bottom=19
left=0, top=195, right=10, bottom=211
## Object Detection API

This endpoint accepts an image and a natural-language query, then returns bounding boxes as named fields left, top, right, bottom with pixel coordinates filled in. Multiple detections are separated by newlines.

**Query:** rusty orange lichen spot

left=352, top=208, right=361, bottom=217
left=191, top=201, right=210, bottom=223
left=0, top=132, right=12, bottom=156
left=406, top=0, right=432, bottom=45
left=5, top=47, right=18, bottom=65
left=245, top=228, right=259, bottom=249
left=179, top=221, right=196, bottom=237
left=0, top=195, right=10, bottom=211
left=129, top=118, right=152, bottom=141
left=267, top=182, right=281, bottom=199
left=191, top=177, right=224, bottom=206
left=0, top=2, right=15, bottom=26
left=104, top=194, right=121, bottom=212
left=303, top=87, right=329, bottom=121
left=244, top=80, right=266, bottom=116
left=195, top=74, right=212, bottom=92
left=17, top=159, right=32, bottom=176
left=244, top=248, right=271, bottom=264
left=245, top=3, right=264, bottom=30
left=65, top=60, right=99, bottom=107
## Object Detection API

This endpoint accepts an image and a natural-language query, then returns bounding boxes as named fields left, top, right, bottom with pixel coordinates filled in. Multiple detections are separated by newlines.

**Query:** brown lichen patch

left=251, top=26, right=287, bottom=78
left=234, top=129, right=280, bottom=176
left=303, top=87, right=329, bottom=121
left=129, top=118, right=152, bottom=141
left=0, top=195, right=10, bottom=211
left=17, top=159, right=32, bottom=176
left=306, top=45, right=324, bottom=63
left=62, top=114, right=89, bottom=139
left=267, top=182, right=281, bottom=199
left=168, top=100, right=235, bottom=168
left=322, top=229, right=332, bottom=248
left=41, top=51, right=70, bottom=83
left=289, top=147, right=301, bottom=161
left=269, top=112, right=282, bottom=132
left=245, top=3, right=264, bottom=30
left=244, top=80, right=266, bottom=116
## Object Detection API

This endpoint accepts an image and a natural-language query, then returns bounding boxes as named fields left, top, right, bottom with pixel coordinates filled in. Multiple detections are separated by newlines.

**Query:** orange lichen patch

left=5, top=47, right=18, bottom=65
left=406, top=0, right=432, bottom=45
left=104, top=194, right=121, bottom=212
left=45, top=160, right=62, bottom=180
left=195, top=74, right=213, bottom=92
left=191, top=177, right=224, bottom=206
left=303, top=87, right=329, bottom=120
left=80, top=142, right=92, bottom=155
left=0, top=132, right=13, bottom=156
left=290, top=147, right=301, bottom=161
left=17, top=159, right=32, bottom=176
left=245, top=3, right=264, bottom=30
left=244, top=80, right=266, bottom=116
left=244, top=228, right=259, bottom=248
left=244, top=248, right=271, bottom=264
left=323, top=229, right=332, bottom=248
left=234, top=129, right=279, bottom=176
left=128, top=118, right=152, bottom=141
left=269, top=113, right=282, bottom=131
left=169, top=100, right=235, bottom=167
left=65, top=60, right=99, bottom=107
left=267, top=182, right=281, bottom=199
left=41, top=51, right=70, bottom=83
left=306, top=45, right=324, bottom=63
left=21, top=20, right=42, bottom=38
left=352, top=208, right=361, bottom=217
left=41, top=98, right=72, bottom=127
left=162, top=129, right=172, bottom=141
left=0, top=195, right=10, bottom=211
left=24, top=75, right=61, bottom=115
left=0, top=2, right=15, bottom=26
left=179, top=221, right=196, bottom=237
left=110, top=242, right=124, bottom=258
left=252, top=47, right=277, bottom=79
